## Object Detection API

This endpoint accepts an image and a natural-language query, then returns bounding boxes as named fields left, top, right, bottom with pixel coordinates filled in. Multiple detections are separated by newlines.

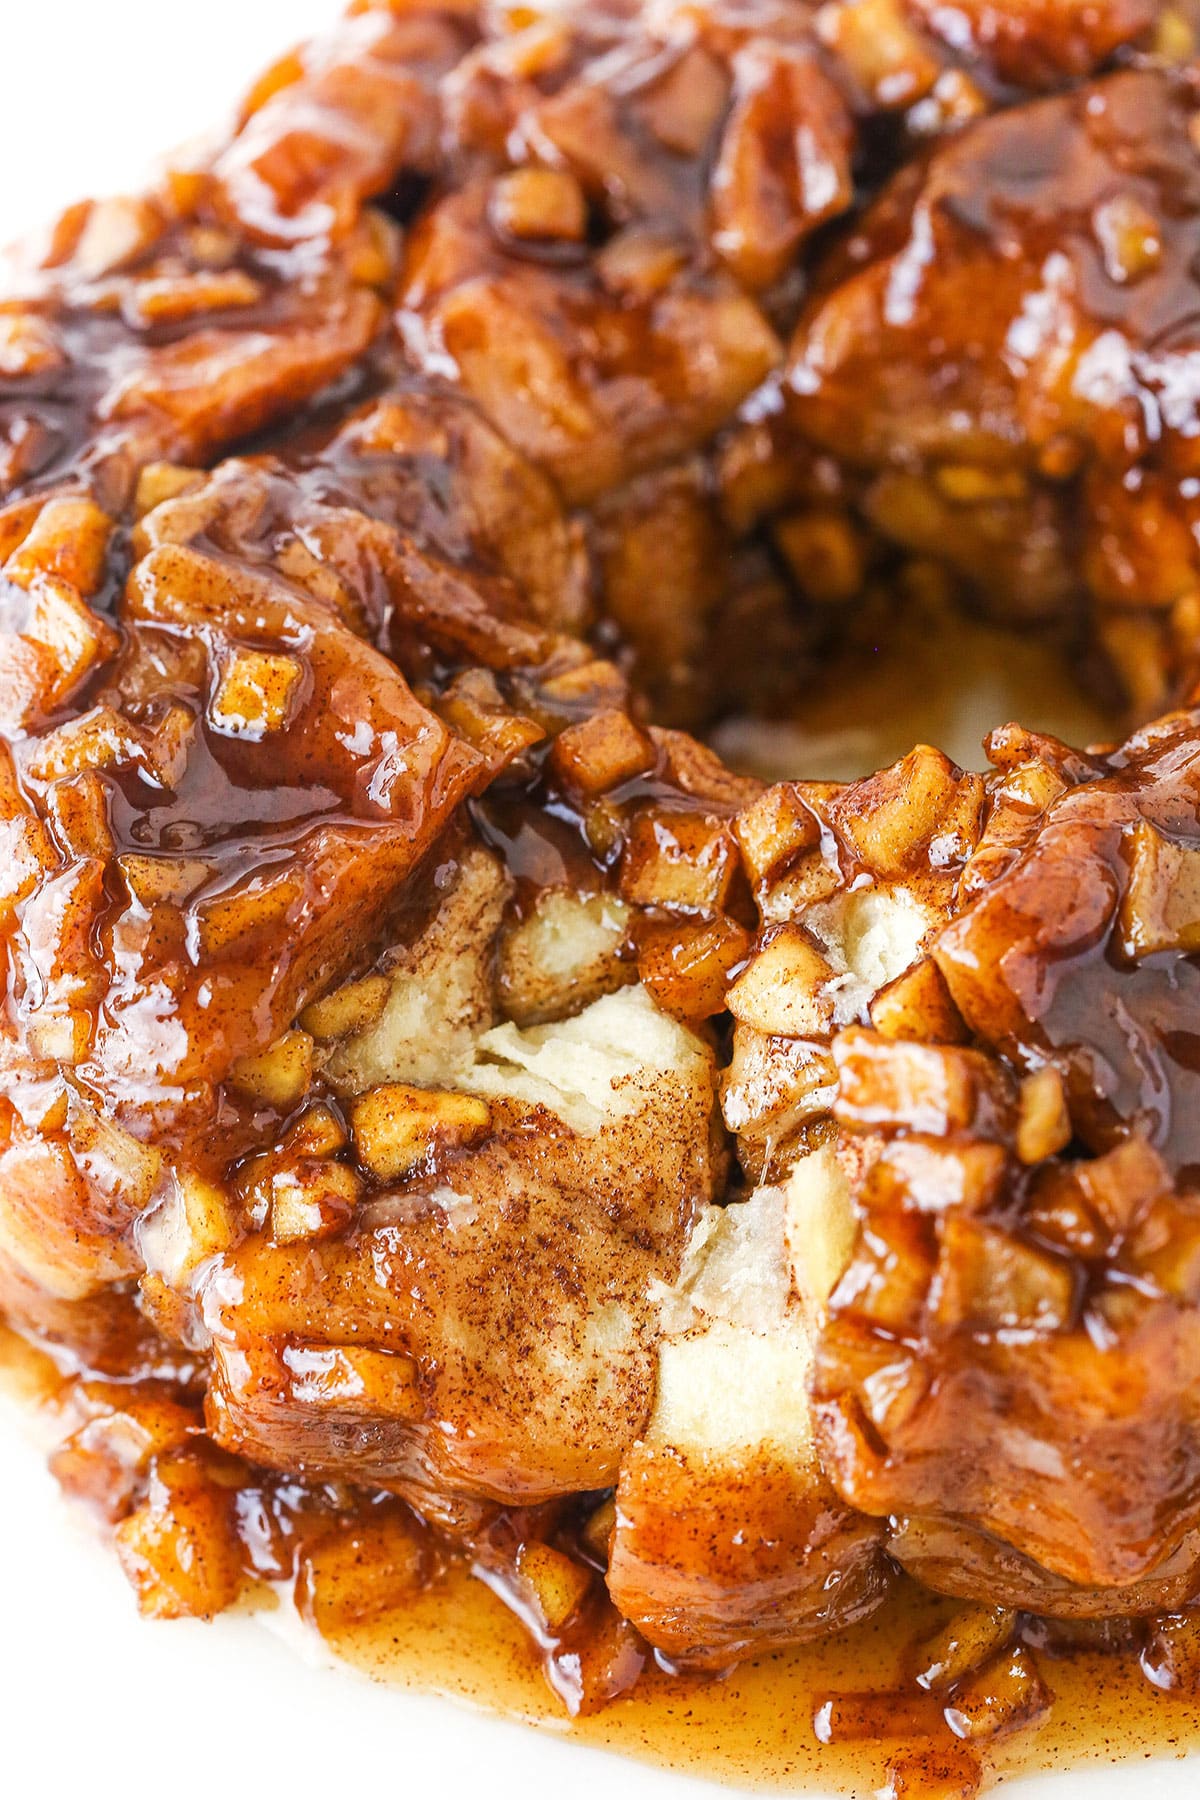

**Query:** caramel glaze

left=7, top=703, right=1200, bottom=1800
left=6, top=3, right=1200, bottom=1797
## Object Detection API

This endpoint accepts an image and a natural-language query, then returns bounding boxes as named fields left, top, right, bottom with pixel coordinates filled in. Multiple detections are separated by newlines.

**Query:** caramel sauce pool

left=4, top=1292, right=1197, bottom=1800
left=325, top=1569, right=1199, bottom=1794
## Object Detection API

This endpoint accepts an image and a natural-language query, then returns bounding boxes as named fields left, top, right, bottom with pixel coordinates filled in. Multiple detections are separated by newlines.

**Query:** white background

left=0, top=4, right=1195, bottom=1795
left=1, top=0, right=336, bottom=247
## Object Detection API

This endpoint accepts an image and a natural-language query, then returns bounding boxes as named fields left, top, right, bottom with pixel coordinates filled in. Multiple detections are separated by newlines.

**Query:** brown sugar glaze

left=2, top=621, right=1196, bottom=1800
left=192, top=622, right=1200, bottom=1798
left=326, top=1566, right=1200, bottom=1796
left=9, top=5, right=1200, bottom=1795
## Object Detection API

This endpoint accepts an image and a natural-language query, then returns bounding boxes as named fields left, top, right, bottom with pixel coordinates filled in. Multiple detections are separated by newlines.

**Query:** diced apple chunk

left=1117, top=820, right=1200, bottom=957
left=118, top=854, right=212, bottom=909
left=350, top=1083, right=491, bottom=1182
left=783, top=1141, right=857, bottom=1311
left=773, top=509, right=867, bottom=605
left=551, top=708, right=657, bottom=796
left=301, top=972, right=391, bottom=1042
left=71, top=195, right=162, bottom=277
left=620, top=811, right=740, bottom=912
left=5, top=496, right=113, bottom=596
left=1015, top=1067, right=1072, bottom=1165
left=0, top=577, right=120, bottom=729
left=194, top=865, right=306, bottom=959
left=942, top=1647, right=1051, bottom=1743
left=115, top=1458, right=243, bottom=1622
left=46, top=770, right=114, bottom=860
left=882, top=1745, right=983, bottom=1799
left=211, top=647, right=305, bottom=738
left=721, top=1026, right=837, bottom=1180
left=828, top=747, right=976, bottom=877
left=832, top=1208, right=936, bottom=1334
left=914, top=1605, right=1017, bottom=1692
left=515, top=1541, right=593, bottom=1629
left=0, top=810, right=56, bottom=922
left=229, top=1029, right=315, bottom=1108
left=0, top=313, right=66, bottom=377
left=138, top=1172, right=236, bottom=1286
left=130, top=269, right=264, bottom=324
left=68, top=1101, right=164, bottom=1214
left=734, top=781, right=821, bottom=889
left=438, top=668, right=545, bottom=772
left=26, top=1009, right=93, bottom=1066
left=490, top=168, right=588, bottom=243
left=28, top=702, right=194, bottom=791
left=869, top=1136, right=1007, bottom=1216
left=498, top=890, right=631, bottom=1027
left=870, top=958, right=967, bottom=1044
left=581, top=1496, right=616, bottom=1563
left=834, top=1029, right=1013, bottom=1138
left=727, top=924, right=836, bottom=1037
left=933, top=1216, right=1074, bottom=1334
left=134, top=462, right=205, bottom=518
left=1074, top=1136, right=1169, bottom=1236
left=296, top=1506, right=432, bottom=1635
left=270, top=1159, right=362, bottom=1244
left=283, top=1103, right=348, bottom=1160
left=636, top=913, right=750, bottom=1022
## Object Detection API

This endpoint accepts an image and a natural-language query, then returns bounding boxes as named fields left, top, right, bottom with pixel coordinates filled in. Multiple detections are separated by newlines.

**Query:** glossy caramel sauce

left=5, top=19, right=1200, bottom=1792
left=4, top=614, right=1198, bottom=1797
left=13, top=1265, right=1185, bottom=1798
left=323, top=1567, right=1200, bottom=1795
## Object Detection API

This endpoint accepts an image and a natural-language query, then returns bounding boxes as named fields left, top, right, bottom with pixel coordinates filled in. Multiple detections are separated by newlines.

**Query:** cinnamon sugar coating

left=5, top=0, right=1200, bottom=1772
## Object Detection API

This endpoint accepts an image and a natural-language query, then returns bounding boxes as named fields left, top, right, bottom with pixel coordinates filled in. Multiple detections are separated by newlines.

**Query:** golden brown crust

left=723, top=716, right=1200, bottom=1606
left=5, top=0, right=1200, bottom=1753
left=609, top=1441, right=889, bottom=1667
left=788, top=64, right=1200, bottom=712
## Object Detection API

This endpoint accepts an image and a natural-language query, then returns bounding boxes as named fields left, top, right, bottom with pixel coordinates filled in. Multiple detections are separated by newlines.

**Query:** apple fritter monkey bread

left=5, top=1, right=1200, bottom=1790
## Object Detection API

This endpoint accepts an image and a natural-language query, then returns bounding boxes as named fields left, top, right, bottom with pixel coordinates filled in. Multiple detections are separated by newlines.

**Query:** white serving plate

left=0, top=8, right=1196, bottom=1795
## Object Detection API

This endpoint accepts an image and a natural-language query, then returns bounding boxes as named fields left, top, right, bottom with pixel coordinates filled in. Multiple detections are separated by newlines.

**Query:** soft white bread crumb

left=652, top=1183, right=813, bottom=1453
left=806, top=886, right=936, bottom=1026
left=469, top=985, right=707, bottom=1133
left=324, top=848, right=508, bottom=1094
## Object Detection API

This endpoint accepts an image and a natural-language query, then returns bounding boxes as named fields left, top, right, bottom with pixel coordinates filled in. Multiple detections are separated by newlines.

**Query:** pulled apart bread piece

left=718, top=716, right=1200, bottom=1624
left=201, top=849, right=723, bottom=1503
left=787, top=63, right=1200, bottom=716
left=609, top=1149, right=888, bottom=1669
left=4, top=0, right=1197, bottom=728
left=0, top=482, right=485, bottom=1315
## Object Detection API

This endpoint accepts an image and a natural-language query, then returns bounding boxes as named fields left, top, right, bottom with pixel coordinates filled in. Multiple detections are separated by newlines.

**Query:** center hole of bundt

left=710, top=586, right=1117, bottom=786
